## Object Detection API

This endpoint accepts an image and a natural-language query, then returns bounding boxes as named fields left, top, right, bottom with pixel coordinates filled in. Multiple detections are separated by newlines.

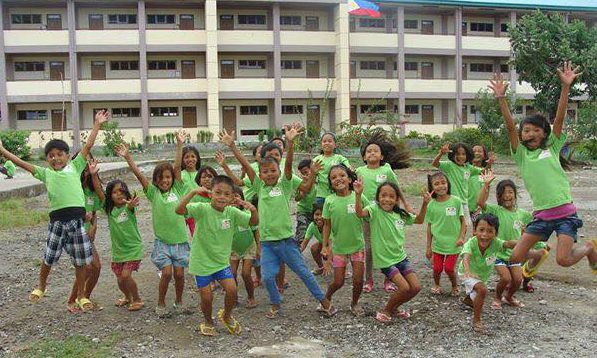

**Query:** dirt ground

left=0, top=163, right=595, bottom=357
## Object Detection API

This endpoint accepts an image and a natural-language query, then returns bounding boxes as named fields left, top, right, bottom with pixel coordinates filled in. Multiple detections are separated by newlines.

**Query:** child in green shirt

left=313, top=132, right=350, bottom=203
left=459, top=214, right=517, bottom=334
left=179, top=145, right=202, bottom=235
left=295, top=159, right=317, bottom=245
left=0, top=156, right=15, bottom=178
left=300, top=202, right=325, bottom=275
left=468, top=144, right=495, bottom=221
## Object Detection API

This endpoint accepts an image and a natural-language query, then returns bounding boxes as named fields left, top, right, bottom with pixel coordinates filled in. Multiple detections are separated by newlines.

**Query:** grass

left=402, top=182, right=426, bottom=197
left=0, top=199, right=48, bottom=230
left=18, top=334, right=119, bottom=358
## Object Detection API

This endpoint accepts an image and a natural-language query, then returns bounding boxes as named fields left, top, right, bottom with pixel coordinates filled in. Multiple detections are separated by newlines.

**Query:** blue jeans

left=261, top=237, right=325, bottom=305
left=525, top=213, right=583, bottom=242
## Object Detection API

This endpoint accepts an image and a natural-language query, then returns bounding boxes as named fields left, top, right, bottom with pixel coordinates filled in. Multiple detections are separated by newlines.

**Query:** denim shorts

left=525, top=214, right=583, bottom=242
left=195, top=266, right=234, bottom=288
left=495, top=259, right=521, bottom=267
left=381, top=258, right=414, bottom=279
left=150, top=239, right=190, bottom=270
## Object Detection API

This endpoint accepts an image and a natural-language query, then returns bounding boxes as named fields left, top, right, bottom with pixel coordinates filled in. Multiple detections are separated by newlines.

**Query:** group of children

left=0, top=61, right=595, bottom=336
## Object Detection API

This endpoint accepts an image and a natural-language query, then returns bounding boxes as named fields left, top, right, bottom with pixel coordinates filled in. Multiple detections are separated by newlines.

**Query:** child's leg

left=363, top=222, right=374, bottom=285
left=281, top=239, right=327, bottom=306
left=241, top=259, right=256, bottom=303
left=261, top=243, right=283, bottom=307
left=431, top=253, right=444, bottom=290
left=311, top=243, right=324, bottom=269
left=382, top=262, right=420, bottom=315
left=199, top=285, right=215, bottom=326
left=121, top=268, right=141, bottom=303
left=158, top=265, right=173, bottom=307
left=503, top=265, right=523, bottom=305
left=230, top=257, right=240, bottom=283
left=510, top=232, right=542, bottom=264
left=324, top=265, right=346, bottom=302
left=555, top=234, right=595, bottom=267
left=350, top=257, right=365, bottom=307
left=471, top=282, right=488, bottom=329
left=493, top=265, right=511, bottom=307
left=173, top=266, right=185, bottom=305
left=444, top=254, right=459, bottom=293
left=276, top=263, right=286, bottom=293
left=74, top=265, right=90, bottom=300
left=218, top=278, right=238, bottom=322
left=85, top=242, right=101, bottom=298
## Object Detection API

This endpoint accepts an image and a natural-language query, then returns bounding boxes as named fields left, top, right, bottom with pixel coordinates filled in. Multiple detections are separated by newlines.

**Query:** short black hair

left=260, top=143, right=283, bottom=161
left=427, top=171, right=451, bottom=199
left=44, top=139, right=69, bottom=156
left=496, top=179, right=517, bottom=207
left=474, top=213, right=500, bottom=234
left=195, top=166, right=218, bottom=186
left=519, top=114, right=551, bottom=149
left=298, top=158, right=311, bottom=171
left=212, top=175, right=234, bottom=190
left=270, top=137, right=285, bottom=149
left=312, top=201, right=324, bottom=214
left=259, top=156, right=280, bottom=170
left=447, top=143, right=473, bottom=164
left=327, top=164, right=357, bottom=192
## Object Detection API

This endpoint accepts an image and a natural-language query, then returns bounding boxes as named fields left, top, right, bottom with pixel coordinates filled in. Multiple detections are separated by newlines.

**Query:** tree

left=509, top=10, right=597, bottom=116
left=475, top=88, right=521, bottom=153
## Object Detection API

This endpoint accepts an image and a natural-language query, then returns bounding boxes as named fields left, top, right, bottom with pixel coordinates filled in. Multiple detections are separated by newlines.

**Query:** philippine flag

left=348, top=0, right=381, bottom=18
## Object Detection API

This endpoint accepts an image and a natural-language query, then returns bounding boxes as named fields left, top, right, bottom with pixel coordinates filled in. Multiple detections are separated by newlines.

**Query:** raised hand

left=175, top=130, right=186, bottom=145
left=94, top=109, right=110, bottom=126
left=488, top=73, right=509, bottom=98
left=439, top=143, right=450, bottom=155
left=284, top=122, right=303, bottom=142
left=480, top=169, right=496, bottom=184
left=421, top=188, right=433, bottom=204
left=237, top=199, right=257, bottom=212
left=487, top=151, right=497, bottom=165
left=214, top=151, right=226, bottom=166
left=353, top=177, right=364, bottom=195
left=557, top=60, right=582, bottom=87
left=195, top=186, right=211, bottom=196
left=310, top=160, right=323, bottom=175
left=114, top=143, right=129, bottom=158
left=456, top=238, right=465, bottom=247
left=322, top=258, right=332, bottom=276
left=126, top=195, right=140, bottom=209
left=88, top=159, right=100, bottom=175
left=218, top=129, right=235, bottom=147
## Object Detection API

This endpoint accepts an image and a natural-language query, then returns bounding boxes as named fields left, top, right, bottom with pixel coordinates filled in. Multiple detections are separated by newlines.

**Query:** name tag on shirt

left=347, top=204, right=356, bottom=214
left=166, top=192, right=178, bottom=202
left=269, top=187, right=282, bottom=197
left=445, top=207, right=457, bottom=216
left=394, top=219, right=405, bottom=230
left=86, top=197, right=95, bottom=206
left=463, top=171, right=471, bottom=180
left=538, top=150, right=552, bottom=160
left=485, top=255, right=496, bottom=266
left=238, top=226, right=250, bottom=232
left=221, top=219, right=231, bottom=230
left=116, top=211, right=128, bottom=223
left=376, top=174, right=387, bottom=183
left=513, top=220, right=522, bottom=230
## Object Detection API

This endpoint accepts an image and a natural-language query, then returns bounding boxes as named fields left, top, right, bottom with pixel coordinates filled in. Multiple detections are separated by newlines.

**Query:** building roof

left=380, top=0, right=597, bottom=12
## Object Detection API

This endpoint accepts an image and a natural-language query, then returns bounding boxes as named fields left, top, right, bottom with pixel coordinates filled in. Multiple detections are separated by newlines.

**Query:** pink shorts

left=332, top=250, right=365, bottom=268
left=111, top=260, right=141, bottom=276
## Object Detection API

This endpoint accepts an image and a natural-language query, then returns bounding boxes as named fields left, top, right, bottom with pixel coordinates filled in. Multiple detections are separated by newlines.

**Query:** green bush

left=405, top=130, right=442, bottom=150
left=101, top=122, right=124, bottom=156
left=0, top=130, right=32, bottom=159
left=442, top=128, right=494, bottom=151
left=574, top=139, right=597, bottom=160
left=196, top=130, right=214, bottom=144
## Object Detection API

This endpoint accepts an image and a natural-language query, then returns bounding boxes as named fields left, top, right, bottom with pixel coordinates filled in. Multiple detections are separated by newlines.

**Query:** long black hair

left=195, top=166, right=218, bottom=187
left=518, top=114, right=570, bottom=170
left=327, top=164, right=357, bottom=192
left=447, top=142, right=474, bottom=164
left=375, top=182, right=409, bottom=219
left=473, top=144, right=489, bottom=168
left=104, top=179, right=132, bottom=215
left=427, top=171, right=451, bottom=199
left=496, top=179, right=517, bottom=208
left=360, top=129, right=409, bottom=169
left=181, top=145, right=201, bottom=171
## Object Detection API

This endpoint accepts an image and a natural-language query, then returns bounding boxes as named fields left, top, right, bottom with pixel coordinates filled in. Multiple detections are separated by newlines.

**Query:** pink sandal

left=395, top=309, right=411, bottom=319
left=383, top=280, right=397, bottom=293
left=363, top=281, right=374, bottom=293
left=375, top=311, right=392, bottom=323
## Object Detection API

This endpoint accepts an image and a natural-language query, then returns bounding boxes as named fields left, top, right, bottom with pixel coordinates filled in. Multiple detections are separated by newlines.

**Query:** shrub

left=0, top=130, right=32, bottom=159
left=101, top=122, right=125, bottom=156
left=442, top=128, right=493, bottom=151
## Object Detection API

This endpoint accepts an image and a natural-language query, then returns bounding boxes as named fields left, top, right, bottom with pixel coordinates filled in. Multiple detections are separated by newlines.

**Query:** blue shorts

left=195, top=266, right=234, bottom=288
left=315, top=197, right=326, bottom=207
left=150, top=239, right=190, bottom=270
left=495, top=259, right=521, bottom=267
left=381, top=258, right=414, bottom=279
left=525, top=214, right=583, bottom=242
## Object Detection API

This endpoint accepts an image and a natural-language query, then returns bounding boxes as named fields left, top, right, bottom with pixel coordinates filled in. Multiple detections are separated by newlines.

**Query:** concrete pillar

left=334, top=2, right=350, bottom=130
left=455, top=7, right=463, bottom=128
left=396, top=6, right=406, bottom=136
left=67, top=0, right=81, bottom=149
left=0, top=0, right=9, bottom=130
left=385, top=55, right=394, bottom=79
left=441, top=99, right=449, bottom=124
left=205, top=0, right=220, bottom=137
left=509, top=11, right=517, bottom=92
left=494, top=16, right=500, bottom=37
left=272, top=2, right=281, bottom=129
left=138, top=0, right=149, bottom=143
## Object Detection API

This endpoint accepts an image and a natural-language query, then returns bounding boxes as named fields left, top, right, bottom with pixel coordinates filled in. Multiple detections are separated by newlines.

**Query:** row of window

left=357, top=18, right=509, bottom=32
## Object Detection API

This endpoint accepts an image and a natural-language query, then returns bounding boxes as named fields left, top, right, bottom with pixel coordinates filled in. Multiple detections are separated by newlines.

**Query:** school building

left=0, top=0, right=595, bottom=148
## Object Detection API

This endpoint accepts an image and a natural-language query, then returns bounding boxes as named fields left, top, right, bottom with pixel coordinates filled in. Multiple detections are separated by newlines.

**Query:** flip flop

left=522, top=278, right=535, bottom=293
left=395, top=310, right=411, bottom=319
left=217, top=309, right=242, bottom=335
left=29, top=288, right=45, bottom=303
left=350, top=304, right=365, bottom=317
left=383, top=281, right=397, bottom=293
left=450, top=287, right=460, bottom=297
left=128, top=301, right=145, bottom=311
left=76, top=298, right=94, bottom=313
left=363, top=281, right=374, bottom=293
left=430, top=286, right=442, bottom=295
left=323, top=305, right=338, bottom=318
left=266, top=307, right=281, bottom=319
left=502, top=297, right=525, bottom=308
left=67, top=302, right=81, bottom=314
left=473, top=322, right=490, bottom=335
left=115, top=298, right=130, bottom=307
left=375, top=311, right=392, bottom=323
left=522, top=249, right=550, bottom=278
left=490, top=299, right=502, bottom=310
left=199, top=323, right=217, bottom=337
left=246, top=300, right=258, bottom=309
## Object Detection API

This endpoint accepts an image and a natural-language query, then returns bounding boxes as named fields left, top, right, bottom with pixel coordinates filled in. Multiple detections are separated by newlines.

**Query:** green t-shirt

left=313, top=154, right=350, bottom=198
left=107, top=205, right=144, bottom=263
left=483, top=204, right=532, bottom=260
left=467, top=172, right=484, bottom=212
left=366, top=204, right=414, bottom=269
left=296, top=186, right=317, bottom=214
left=355, top=163, right=399, bottom=201
left=145, top=180, right=188, bottom=244
left=254, top=175, right=297, bottom=241
left=187, top=202, right=251, bottom=276
left=3, top=160, right=16, bottom=177
left=304, top=222, right=323, bottom=244
left=83, top=187, right=102, bottom=231
left=181, top=169, right=198, bottom=191
left=33, top=154, right=87, bottom=213
left=512, top=133, right=572, bottom=211
left=458, top=236, right=506, bottom=283
left=424, top=196, right=464, bottom=255
left=438, top=161, right=482, bottom=207
left=242, top=162, right=261, bottom=202
left=322, top=192, right=369, bottom=255
left=232, top=221, right=257, bottom=256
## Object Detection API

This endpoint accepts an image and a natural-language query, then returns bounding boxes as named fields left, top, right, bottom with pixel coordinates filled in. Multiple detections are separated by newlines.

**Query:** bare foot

left=473, top=321, right=490, bottom=335
left=490, top=298, right=502, bottom=310
left=502, top=296, right=525, bottom=308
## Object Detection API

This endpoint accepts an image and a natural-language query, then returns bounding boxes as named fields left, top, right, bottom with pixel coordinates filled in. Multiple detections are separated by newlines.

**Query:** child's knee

left=476, top=285, right=488, bottom=297
left=444, top=268, right=456, bottom=276
left=241, top=271, right=252, bottom=283
left=556, top=256, right=575, bottom=267
left=410, top=283, right=421, bottom=296
left=161, top=268, right=173, bottom=281
left=174, top=270, right=185, bottom=281
left=120, top=270, right=132, bottom=281
left=332, top=276, right=345, bottom=289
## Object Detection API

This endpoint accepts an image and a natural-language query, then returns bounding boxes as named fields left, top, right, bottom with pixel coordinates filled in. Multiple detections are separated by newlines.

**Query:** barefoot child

left=424, top=171, right=467, bottom=296
left=176, top=176, right=258, bottom=336
left=115, top=131, right=189, bottom=318
left=300, top=202, right=325, bottom=275
left=220, top=125, right=335, bottom=318
left=104, top=179, right=145, bottom=311
left=0, top=110, right=109, bottom=311
left=354, top=180, right=431, bottom=323
left=459, top=214, right=517, bottom=334
left=488, top=61, right=596, bottom=273
left=322, top=164, right=368, bottom=316
left=313, top=133, right=350, bottom=205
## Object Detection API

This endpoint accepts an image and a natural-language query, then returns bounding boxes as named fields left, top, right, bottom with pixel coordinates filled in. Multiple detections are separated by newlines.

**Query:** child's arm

left=485, top=152, right=496, bottom=170
left=173, top=131, right=185, bottom=182
left=425, top=224, right=433, bottom=260
left=488, top=74, right=518, bottom=150
left=431, top=143, right=449, bottom=168
left=477, top=170, right=495, bottom=210
left=322, top=218, right=333, bottom=275
left=236, top=198, right=259, bottom=226
left=462, top=253, right=476, bottom=279
left=413, top=189, right=432, bottom=224
left=283, top=123, right=303, bottom=181
left=299, top=237, right=310, bottom=252
left=88, top=159, right=106, bottom=203
left=353, top=178, right=370, bottom=218
left=456, top=215, right=467, bottom=246
left=126, top=194, right=141, bottom=212
left=554, top=61, right=582, bottom=138
left=215, top=151, right=243, bottom=186
left=502, top=240, right=518, bottom=249
left=81, top=109, right=110, bottom=158
left=0, top=138, right=35, bottom=174
left=115, top=144, right=149, bottom=191
left=297, top=160, right=322, bottom=197
left=219, top=129, right=256, bottom=184
left=175, top=187, right=208, bottom=215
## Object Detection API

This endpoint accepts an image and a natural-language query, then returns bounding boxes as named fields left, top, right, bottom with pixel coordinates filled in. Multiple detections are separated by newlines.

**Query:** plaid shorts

left=150, top=239, right=190, bottom=270
left=294, top=212, right=312, bottom=244
left=44, top=218, right=93, bottom=267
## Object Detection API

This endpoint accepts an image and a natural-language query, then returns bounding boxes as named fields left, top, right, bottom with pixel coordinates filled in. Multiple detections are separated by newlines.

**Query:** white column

left=509, top=11, right=517, bottom=92
left=455, top=7, right=463, bottom=128
left=138, top=0, right=149, bottom=143
left=0, top=0, right=9, bottom=130
left=334, top=2, right=350, bottom=131
left=67, top=0, right=81, bottom=149
left=205, top=0, right=220, bottom=137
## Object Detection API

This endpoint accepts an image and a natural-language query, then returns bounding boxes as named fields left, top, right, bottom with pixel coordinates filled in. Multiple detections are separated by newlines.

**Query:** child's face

left=211, top=182, right=233, bottom=211
left=111, top=183, right=128, bottom=207
left=377, top=185, right=398, bottom=212
left=472, top=146, right=485, bottom=161
left=183, top=152, right=198, bottom=171
left=200, top=171, right=215, bottom=189
left=364, top=144, right=383, bottom=165
left=46, top=148, right=69, bottom=171
left=254, top=145, right=263, bottom=161
left=313, top=209, right=323, bottom=228
left=321, top=134, right=336, bottom=154
left=329, top=167, right=350, bottom=192
left=157, top=169, right=174, bottom=192
left=259, top=162, right=280, bottom=186
left=520, top=123, right=546, bottom=150
left=500, top=186, right=516, bottom=209
left=475, top=219, right=497, bottom=250
left=272, top=139, right=284, bottom=152
left=454, top=147, right=467, bottom=166
left=264, top=149, right=282, bottom=164
left=299, top=166, right=311, bottom=180
left=431, top=176, right=448, bottom=197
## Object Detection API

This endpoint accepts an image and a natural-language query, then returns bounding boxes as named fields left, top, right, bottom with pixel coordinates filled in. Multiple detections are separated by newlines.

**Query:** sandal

left=362, top=281, right=374, bottom=293
left=199, top=323, right=217, bottom=337
left=322, top=305, right=338, bottom=318
left=383, top=280, right=397, bottom=293
left=115, top=298, right=130, bottom=307
left=155, top=305, right=170, bottom=318
left=266, top=307, right=281, bottom=319
left=430, top=286, right=442, bottom=295
left=29, top=288, right=45, bottom=303
left=522, top=249, right=550, bottom=278
left=502, top=297, right=525, bottom=308
left=473, top=322, right=490, bottom=335
left=90, top=300, right=104, bottom=311
left=395, top=309, right=411, bottom=319
left=316, top=303, right=327, bottom=313
left=450, top=287, right=460, bottom=297
left=350, top=304, right=365, bottom=317
left=67, top=302, right=81, bottom=314
left=490, top=299, right=502, bottom=310
left=461, top=296, right=474, bottom=308
left=76, top=298, right=94, bottom=313
left=375, top=311, right=392, bottom=323
left=311, top=267, right=324, bottom=276
left=128, top=301, right=145, bottom=311
left=522, top=278, right=535, bottom=293
left=246, top=299, right=258, bottom=309
left=217, top=309, right=242, bottom=335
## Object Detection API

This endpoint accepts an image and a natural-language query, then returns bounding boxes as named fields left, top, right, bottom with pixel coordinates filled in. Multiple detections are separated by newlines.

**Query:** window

left=147, top=14, right=175, bottom=24
left=359, top=18, right=385, bottom=28
left=470, top=22, right=493, bottom=32
left=281, top=60, right=302, bottom=70
left=280, top=16, right=301, bottom=26
left=17, top=110, right=47, bottom=120
left=150, top=107, right=179, bottom=117
left=148, top=60, right=176, bottom=70
left=240, top=129, right=267, bottom=136
left=281, top=105, right=303, bottom=114
left=14, top=62, right=45, bottom=72
left=469, top=63, right=493, bottom=72
left=11, top=14, right=42, bottom=24
left=108, top=14, right=137, bottom=25
left=360, top=105, right=386, bottom=114
left=405, top=62, right=418, bottom=71
left=514, top=106, right=524, bottom=114
left=470, top=105, right=477, bottom=114
left=501, top=23, right=508, bottom=32
left=238, top=60, right=266, bottom=69
left=500, top=64, right=509, bottom=73
left=238, top=15, right=266, bottom=25
left=110, top=61, right=139, bottom=71
left=112, top=108, right=140, bottom=118
left=240, top=106, right=268, bottom=115
left=404, top=19, right=418, bottom=29
left=405, top=105, right=419, bottom=114
left=360, top=61, right=385, bottom=70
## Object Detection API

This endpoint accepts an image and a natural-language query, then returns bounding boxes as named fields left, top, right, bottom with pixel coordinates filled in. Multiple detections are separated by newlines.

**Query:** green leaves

left=0, top=130, right=31, bottom=159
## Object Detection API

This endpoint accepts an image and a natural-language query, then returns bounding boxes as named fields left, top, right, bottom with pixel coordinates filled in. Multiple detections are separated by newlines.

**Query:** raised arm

left=485, top=151, right=496, bottom=170
left=353, top=178, right=369, bottom=218
left=175, top=187, right=205, bottom=215
left=413, top=189, right=432, bottom=224
left=81, top=109, right=110, bottom=158
left=237, top=198, right=259, bottom=226
left=215, top=151, right=243, bottom=186
left=283, top=123, right=303, bottom=180
left=88, top=159, right=106, bottom=203
left=432, top=143, right=449, bottom=168
left=219, top=129, right=256, bottom=183
left=114, top=144, right=149, bottom=191
left=0, top=138, right=35, bottom=174
left=297, top=160, right=321, bottom=195
left=476, top=170, right=495, bottom=210
left=554, top=61, right=582, bottom=138
left=173, top=131, right=185, bottom=181
left=488, top=73, right=518, bottom=150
